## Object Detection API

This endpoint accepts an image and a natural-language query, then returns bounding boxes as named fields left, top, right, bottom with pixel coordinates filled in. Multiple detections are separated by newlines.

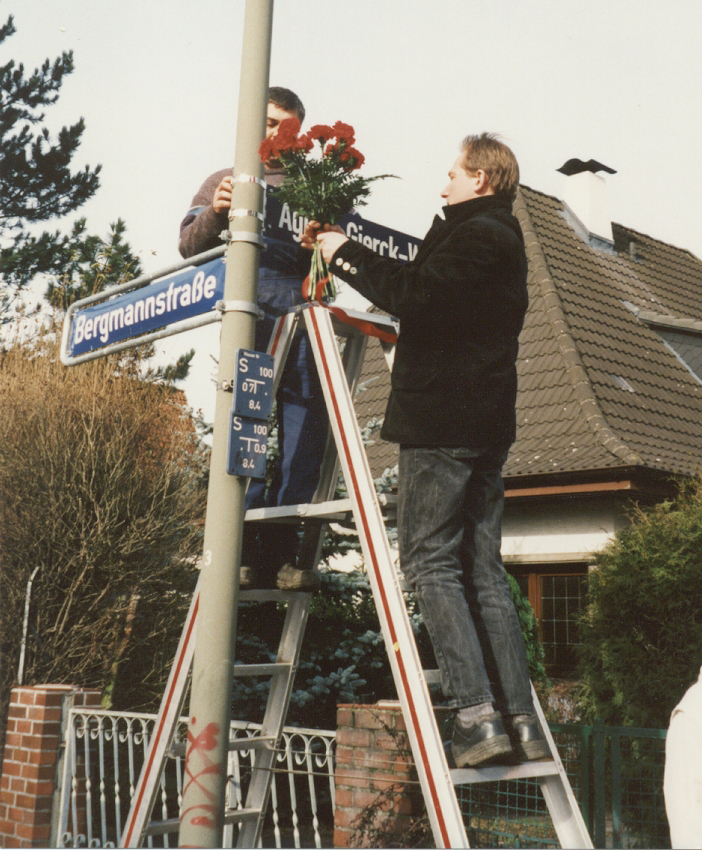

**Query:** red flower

left=297, top=133, right=314, bottom=153
left=259, top=135, right=285, bottom=163
left=273, top=116, right=301, bottom=151
left=332, top=121, right=356, bottom=144
left=339, top=147, right=365, bottom=170
left=307, top=123, right=335, bottom=143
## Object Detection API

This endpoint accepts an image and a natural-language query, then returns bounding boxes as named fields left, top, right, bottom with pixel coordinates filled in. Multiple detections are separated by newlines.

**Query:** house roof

left=354, top=184, right=702, bottom=483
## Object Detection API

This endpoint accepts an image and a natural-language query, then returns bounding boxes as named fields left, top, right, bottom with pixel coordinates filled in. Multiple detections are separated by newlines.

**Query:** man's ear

left=474, top=169, right=492, bottom=195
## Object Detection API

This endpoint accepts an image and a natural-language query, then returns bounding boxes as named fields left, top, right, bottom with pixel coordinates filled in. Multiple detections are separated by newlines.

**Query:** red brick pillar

left=0, top=685, right=102, bottom=848
left=334, top=702, right=415, bottom=848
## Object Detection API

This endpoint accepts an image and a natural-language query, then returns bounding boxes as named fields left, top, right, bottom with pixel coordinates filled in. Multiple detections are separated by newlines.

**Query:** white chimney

left=558, top=159, right=616, bottom=247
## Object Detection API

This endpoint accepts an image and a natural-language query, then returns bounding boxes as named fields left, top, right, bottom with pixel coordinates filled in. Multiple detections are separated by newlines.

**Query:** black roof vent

left=557, top=159, right=617, bottom=177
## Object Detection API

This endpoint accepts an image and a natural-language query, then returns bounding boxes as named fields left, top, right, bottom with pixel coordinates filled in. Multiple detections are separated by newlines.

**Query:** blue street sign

left=232, top=349, right=275, bottom=421
left=66, top=257, right=226, bottom=359
left=227, top=414, right=269, bottom=478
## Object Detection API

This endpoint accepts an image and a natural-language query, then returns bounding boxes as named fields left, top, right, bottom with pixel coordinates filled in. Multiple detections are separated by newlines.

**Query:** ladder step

left=451, top=759, right=560, bottom=785
left=143, top=807, right=265, bottom=835
left=144, top=817, right=179, bottom=836
left=245, top=499, right=353, bottom=523
left=228, top=735, right=277, bottom=751
left=244, top=493, right=396, bottom=525
left=424, top=668, right=441, bottom=685
left=232, top=662, right=292, bottom=677
left=224, top=806, right=264, bottom=824
left=239, top=589, right=312, bottom=602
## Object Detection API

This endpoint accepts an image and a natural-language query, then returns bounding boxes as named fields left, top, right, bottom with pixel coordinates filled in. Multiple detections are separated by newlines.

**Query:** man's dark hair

left=461, top=133, right=520, bottom=202
left=268, top=86, right=305, bottom=124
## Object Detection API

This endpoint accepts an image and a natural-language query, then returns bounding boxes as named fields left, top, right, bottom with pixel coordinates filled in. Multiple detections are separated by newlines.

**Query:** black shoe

left=507, top=714, right=551, bottom=761
left=451, top=712, right=513, bottom=768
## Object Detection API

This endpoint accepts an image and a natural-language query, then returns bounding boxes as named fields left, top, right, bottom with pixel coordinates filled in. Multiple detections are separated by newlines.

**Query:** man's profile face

left=441, top=154, right=491, bottom=206
left=266, top=103, right=299, bottom=139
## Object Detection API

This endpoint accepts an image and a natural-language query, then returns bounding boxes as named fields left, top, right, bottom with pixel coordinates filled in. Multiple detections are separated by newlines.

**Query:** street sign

left=64, top=256, right=226, bottom=361
left=226, top=414, right=269, bottom=478
left=232, top=349, right=274, bottom=420
left=227, top=348, right=274, bottom=478
left=266, top=194, right=421, bottom=263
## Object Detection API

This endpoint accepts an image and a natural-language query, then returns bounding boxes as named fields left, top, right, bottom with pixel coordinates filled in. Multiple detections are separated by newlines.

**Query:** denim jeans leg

left=398, top=446, right=534, bottom=714
left=398, top=447, right=495, bottom=709
left=460, top=451, right=533, bottom=716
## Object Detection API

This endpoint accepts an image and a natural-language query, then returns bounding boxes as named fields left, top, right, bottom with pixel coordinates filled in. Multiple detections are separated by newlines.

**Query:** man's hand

left=301, top=221, right=347, bottom=255
left=212, top=176, right=233, bottom=215
left=300, top=220, right=322, bottom=250
left=317, top=230, right=349, bottom=263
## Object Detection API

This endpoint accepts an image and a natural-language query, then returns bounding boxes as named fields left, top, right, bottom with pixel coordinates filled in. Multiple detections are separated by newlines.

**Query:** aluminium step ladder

left=118, top=303, right=592, bottom=849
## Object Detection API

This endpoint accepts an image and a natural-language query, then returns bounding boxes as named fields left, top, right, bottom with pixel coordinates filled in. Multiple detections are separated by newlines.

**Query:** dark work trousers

left=398, top=445, right=533, bottom=714
left=242, top=268, right=329, bottom=573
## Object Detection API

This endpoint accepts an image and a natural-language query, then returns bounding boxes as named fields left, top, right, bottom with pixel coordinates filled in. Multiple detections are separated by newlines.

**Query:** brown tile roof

left=354, top=185, right=702, bottom=483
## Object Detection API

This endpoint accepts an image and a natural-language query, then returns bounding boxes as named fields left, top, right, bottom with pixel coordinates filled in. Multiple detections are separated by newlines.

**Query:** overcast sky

left=8, top=0, right=702, bottom=422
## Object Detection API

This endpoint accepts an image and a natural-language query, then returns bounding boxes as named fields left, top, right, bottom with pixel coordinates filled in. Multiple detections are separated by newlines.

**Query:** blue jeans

left=398, top=445, right=533, bottom=714
left=242, top=270, right=329, bottom=571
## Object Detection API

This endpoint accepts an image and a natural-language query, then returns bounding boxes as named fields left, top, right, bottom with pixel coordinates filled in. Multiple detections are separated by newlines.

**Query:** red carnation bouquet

left=259, top=118, right=394, bottom=300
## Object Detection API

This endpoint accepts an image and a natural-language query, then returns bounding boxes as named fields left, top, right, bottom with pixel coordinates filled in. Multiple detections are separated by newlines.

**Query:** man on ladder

left=306, top=132, right=551, bottom=769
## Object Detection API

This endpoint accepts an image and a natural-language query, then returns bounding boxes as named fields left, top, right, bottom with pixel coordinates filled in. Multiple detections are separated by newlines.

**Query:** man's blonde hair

left=461, top=133, right=519, bottom=201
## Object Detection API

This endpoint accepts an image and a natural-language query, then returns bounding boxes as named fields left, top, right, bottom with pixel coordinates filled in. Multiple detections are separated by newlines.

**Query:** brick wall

left=334, top=702, right=415, bottom=848
left=0, top=685, right=102, bottom=848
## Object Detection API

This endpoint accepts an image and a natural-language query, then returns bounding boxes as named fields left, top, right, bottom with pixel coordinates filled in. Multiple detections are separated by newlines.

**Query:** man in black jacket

left=307, top=134, right=549, bottom=768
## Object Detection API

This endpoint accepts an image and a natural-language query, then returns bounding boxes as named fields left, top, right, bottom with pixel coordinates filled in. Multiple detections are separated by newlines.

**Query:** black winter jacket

left=329, top=194, right=528, bottom=448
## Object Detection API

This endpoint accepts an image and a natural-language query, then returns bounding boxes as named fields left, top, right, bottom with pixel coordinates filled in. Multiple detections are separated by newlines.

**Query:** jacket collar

left=442, top=194, right=513, bottom=223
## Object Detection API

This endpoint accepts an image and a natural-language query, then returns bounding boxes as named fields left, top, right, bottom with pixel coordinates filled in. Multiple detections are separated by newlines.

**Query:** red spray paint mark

left=181, top=719, right=223, bottom=831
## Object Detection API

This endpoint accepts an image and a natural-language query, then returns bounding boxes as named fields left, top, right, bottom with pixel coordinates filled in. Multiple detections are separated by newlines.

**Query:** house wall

left=502, top=493, right=629, bottom=565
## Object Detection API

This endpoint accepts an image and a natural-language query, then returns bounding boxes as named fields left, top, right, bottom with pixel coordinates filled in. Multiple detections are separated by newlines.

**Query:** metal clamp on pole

left=229, top=208, right=265, bottom=222
left=232, top=173, right=266, bottom=188
left=219, top=229, right=266, bottom=248
left=215, top=299, right=263, bottom=319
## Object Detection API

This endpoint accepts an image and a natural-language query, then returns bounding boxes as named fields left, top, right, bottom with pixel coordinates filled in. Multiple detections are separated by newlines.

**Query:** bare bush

left=0, top=330, right=208, bottom=757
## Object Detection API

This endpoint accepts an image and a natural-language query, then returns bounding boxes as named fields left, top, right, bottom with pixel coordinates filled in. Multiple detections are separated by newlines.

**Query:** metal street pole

left=178, top=1, right=273, bottom=846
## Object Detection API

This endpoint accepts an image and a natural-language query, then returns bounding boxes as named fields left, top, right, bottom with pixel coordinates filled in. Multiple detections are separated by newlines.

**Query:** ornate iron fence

left=56, top=708, right=335, bottom=848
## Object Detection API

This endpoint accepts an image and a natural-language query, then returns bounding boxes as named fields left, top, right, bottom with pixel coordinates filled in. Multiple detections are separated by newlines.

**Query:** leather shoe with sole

left=451, top=712, right=513, bottom=768
left=507, top=714, right=551, bottom=761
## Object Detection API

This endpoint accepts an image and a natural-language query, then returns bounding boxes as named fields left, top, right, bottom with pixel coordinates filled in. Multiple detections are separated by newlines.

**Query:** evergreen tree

left=0, top=11, right=100, bottom=321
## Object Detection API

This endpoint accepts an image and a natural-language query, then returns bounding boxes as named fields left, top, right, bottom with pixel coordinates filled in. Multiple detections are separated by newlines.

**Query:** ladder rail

left=532, top=684, right=593, bottom=848
left=304, top=305, right=470, bottom=848
left=119, top=583, right=199, bottom=847
left=235, top=594, right=312, bottom=848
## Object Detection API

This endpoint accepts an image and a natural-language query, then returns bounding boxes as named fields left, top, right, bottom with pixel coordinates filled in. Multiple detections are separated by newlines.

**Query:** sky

left=7, top=0, right=702, bottom=423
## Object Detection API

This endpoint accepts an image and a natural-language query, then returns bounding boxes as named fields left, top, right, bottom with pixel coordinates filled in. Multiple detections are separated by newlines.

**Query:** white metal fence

left=56, top=708, right=336, bottom=848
